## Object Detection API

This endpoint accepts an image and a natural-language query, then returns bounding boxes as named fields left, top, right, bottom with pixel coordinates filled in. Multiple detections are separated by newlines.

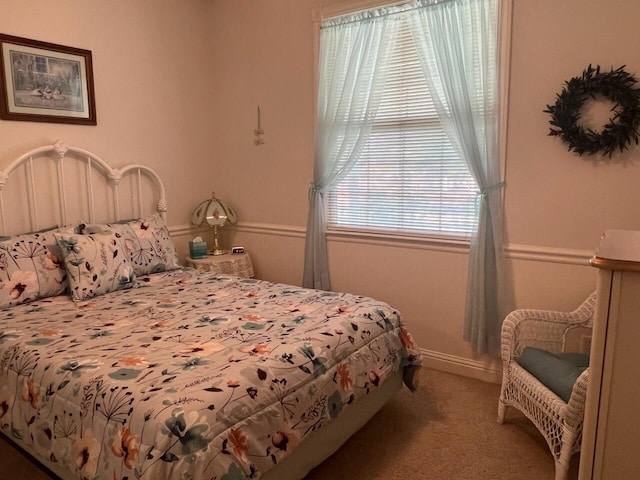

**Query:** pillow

left=556, top=351, right=590, bottom=368
left=516, top=347, right=589, bottom=403
left=0, top=224, right=60, bottom=241
left=54, top=231, right=136, bottom=301
left=77, top=213, right=180, bottom=276
left=0, top=230, right=68, bottom=309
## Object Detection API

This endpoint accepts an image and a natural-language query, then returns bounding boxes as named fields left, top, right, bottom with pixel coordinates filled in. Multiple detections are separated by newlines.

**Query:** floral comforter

left=0, top=269, right=421, bottom=480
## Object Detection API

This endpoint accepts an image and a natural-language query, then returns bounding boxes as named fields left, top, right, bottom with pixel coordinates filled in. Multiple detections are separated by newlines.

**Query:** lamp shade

left=191, top=193, right=238, bottom=227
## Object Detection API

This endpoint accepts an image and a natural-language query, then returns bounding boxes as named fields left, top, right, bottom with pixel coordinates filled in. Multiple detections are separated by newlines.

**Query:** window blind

left=324, top=14, right=480, bottom=237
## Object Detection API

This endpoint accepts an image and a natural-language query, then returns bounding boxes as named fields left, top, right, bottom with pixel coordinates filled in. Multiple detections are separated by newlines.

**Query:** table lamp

left=191, top=192, right=238, bottom=255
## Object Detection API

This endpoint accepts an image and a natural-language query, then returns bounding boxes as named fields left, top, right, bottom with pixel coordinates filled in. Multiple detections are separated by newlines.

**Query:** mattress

left=0, top=268, right=421, bottom=479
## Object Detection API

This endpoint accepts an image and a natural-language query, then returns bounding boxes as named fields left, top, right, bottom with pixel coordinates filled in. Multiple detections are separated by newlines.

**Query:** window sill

left=326, top=227, right=471, bottom=254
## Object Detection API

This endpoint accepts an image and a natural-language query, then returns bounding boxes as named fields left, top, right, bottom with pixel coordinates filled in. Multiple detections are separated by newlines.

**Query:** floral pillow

left=0, top=230, right=68, bottom=308
left=77, top=213, right=180, bottom=276
left=55, top=231, right=136, bottom=302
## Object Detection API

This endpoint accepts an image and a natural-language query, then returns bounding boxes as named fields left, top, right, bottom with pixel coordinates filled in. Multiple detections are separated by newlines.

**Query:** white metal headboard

left=0, top=140, right=167, bottom=235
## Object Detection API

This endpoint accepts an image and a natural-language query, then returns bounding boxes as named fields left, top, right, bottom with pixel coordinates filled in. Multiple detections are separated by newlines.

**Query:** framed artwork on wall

left=0, top=33, right=97, bottom=125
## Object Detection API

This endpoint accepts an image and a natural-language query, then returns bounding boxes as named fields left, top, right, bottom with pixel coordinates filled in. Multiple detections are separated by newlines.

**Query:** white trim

left=421, top=348, right=503, bottom=384
left=168, top=223, right=198, bottom=238
left=233, top=221, right=307, bottom=238
left=169, top=222, right=308, bottom=239
left=220, top=221, right=593, bottom=265
left=329, top=228, right=471, bottom=254
left=498, top=0, right=513, bottom=201
left=507, top=244, right=592, bottom=266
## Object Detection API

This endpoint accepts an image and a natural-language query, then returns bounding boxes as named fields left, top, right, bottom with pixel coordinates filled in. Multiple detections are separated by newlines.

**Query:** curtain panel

left=305, top=0, right=506, bottom=355
left=408, top=0, right=504, bottom=355
left=302, top=9, right=400, bottom=290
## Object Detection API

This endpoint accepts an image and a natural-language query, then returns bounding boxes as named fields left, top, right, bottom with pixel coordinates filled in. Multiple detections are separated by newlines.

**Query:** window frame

left=311, top=0, right=512, bottom=249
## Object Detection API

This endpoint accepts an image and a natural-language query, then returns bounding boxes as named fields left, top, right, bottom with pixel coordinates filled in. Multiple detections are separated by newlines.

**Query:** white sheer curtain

left=303, top=10, right=400, bottom=290
left=408, top=0, right=505, bottom=355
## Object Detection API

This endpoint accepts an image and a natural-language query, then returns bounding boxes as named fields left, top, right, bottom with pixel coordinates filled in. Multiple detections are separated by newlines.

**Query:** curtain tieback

left=477, top=181, right=505, bottom=198
left=309, top=182, right=321, bottom=201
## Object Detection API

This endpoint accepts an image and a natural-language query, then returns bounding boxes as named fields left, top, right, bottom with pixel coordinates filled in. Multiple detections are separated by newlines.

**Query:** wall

left=2, top=0, right=639, bottom=381
left=0, top=0, right=216, bottom=256
left=209, top=0, right=640, bottom=380
left=506, top=0, right=640, bottom=251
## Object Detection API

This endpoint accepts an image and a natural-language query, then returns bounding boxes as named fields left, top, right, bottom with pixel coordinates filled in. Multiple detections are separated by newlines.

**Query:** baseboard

left=421, top=348, right=503, bottom=384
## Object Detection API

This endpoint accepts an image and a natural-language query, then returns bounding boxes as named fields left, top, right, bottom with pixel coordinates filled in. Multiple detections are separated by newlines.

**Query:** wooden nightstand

left=185, top=252, right=254, bottom=278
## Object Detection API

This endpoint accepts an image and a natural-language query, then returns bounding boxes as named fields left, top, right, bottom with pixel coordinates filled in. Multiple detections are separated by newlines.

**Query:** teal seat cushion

left=516, top=347, right=589, bottom=403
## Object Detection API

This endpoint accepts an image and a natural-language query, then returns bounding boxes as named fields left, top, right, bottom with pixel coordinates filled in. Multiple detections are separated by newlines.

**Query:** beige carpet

left=0, top=368, right=578, bottom=480
left=307, top=368, right=579, bottom=479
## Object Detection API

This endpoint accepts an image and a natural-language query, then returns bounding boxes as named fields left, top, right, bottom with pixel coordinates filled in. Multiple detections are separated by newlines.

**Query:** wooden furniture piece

left=185, top=251, right=254, bottom=278
left=579, top=229, right=640, bottom=480
left=497, top=294, right=596, bottom=480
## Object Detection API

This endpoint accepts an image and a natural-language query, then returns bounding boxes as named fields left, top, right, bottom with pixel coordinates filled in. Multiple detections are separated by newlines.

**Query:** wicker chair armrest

left=501, top=292, right=596, bottom=362
left=564, top=367, right=589, bottom=426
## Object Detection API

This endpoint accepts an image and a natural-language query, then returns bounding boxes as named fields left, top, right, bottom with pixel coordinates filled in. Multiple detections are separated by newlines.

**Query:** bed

left=0, top=141, right=422, bottom=480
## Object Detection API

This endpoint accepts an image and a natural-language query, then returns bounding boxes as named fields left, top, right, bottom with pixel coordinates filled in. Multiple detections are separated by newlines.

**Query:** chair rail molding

left=191, top=221, right=594, bottom=267
left=507, top=244, right=592, bottom=266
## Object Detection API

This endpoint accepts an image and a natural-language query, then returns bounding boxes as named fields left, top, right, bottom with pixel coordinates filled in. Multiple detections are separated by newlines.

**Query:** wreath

left=544, top=65, right=640, bottom=157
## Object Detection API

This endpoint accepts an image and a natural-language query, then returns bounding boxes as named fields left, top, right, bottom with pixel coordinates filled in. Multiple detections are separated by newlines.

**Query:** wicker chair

left=497, top=292, right=597, bottom=480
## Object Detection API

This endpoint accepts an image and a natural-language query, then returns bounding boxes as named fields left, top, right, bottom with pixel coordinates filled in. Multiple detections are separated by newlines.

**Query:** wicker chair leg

left=497, top=373, right=509, bottom=424
left=554, top=428, right=576, bottom=480
left=497, top=400, right=506, bottom=424
left=554, top=458, right=569, bottom=480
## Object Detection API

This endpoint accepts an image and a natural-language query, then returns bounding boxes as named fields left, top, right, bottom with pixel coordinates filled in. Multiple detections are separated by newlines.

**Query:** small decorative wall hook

left=254, top=106, right=265, bottom=145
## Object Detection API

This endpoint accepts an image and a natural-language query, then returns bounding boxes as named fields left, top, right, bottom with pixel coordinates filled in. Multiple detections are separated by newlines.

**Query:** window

left=34, top=56, right=47, bottom=73
left=322, top=6, right=495, bottom=239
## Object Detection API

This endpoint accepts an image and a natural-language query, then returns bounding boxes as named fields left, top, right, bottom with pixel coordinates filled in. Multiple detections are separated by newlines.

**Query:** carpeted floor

left=0, top=368, right=578, bottom=479
left=306, top=368, right=579, bottom=479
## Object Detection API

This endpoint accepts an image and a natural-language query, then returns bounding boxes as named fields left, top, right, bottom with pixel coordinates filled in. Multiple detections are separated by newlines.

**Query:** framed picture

left=0, top=33, right=96, bottom=125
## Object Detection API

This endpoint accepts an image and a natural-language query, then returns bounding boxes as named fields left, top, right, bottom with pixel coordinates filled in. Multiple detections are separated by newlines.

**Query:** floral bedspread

left=0, top=269, right=422, bottom=480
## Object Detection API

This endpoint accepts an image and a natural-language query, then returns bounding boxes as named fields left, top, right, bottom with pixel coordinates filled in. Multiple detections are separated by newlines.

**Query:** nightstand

left=185, top=252, right=254, bottom=278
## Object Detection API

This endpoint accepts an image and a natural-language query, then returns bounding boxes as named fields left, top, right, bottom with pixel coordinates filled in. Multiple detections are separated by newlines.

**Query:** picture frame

left=0, top=33, right=96, bottom=125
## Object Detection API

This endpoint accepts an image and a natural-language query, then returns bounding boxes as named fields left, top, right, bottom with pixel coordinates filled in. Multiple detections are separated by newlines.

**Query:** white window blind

left=324, top=12, right=481, bottom=238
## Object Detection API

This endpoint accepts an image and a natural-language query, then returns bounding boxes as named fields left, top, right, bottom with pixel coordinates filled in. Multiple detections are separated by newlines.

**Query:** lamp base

left=208, top=247, right=229, bottom=256
left=207, top=224, right=229, bottom=256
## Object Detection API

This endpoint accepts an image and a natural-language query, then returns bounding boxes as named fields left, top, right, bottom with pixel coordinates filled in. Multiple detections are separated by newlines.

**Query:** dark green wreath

left=544, top=65, right=640, bottom=157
